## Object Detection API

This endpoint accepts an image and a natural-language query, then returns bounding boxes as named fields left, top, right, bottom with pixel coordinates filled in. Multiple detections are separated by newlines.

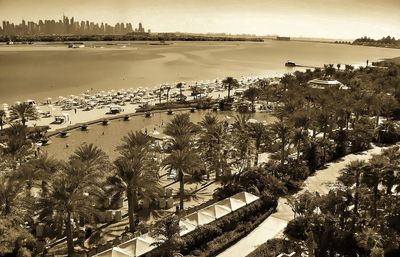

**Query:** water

left=42, top=109, right=275, bottom=160
left=1, top=40, right=400, bottom=104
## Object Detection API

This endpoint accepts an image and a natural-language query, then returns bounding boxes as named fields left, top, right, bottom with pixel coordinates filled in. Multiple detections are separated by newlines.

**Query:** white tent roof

left=231, top=191, right=260, bottom=204
left=218, top=197, right=246, bottom=211
left=179, top=220, right=197, bottom=235
left=184, top=211, right=215, bottom=226
left=96, top=247, right=133, bottom=257
left=201, top=204, right=232, bottom=219
left=118, top=237, right=155, bottom=257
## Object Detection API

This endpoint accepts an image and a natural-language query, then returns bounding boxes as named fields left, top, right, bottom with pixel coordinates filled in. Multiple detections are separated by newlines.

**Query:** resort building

left=308, top=79, right=349, bottom=90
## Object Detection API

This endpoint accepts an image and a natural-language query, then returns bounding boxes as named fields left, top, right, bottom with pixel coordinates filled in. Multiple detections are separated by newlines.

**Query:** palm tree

left=270, top=118, right=294, bottom=170
left=150, top=215, right=183, bottom=257
left=231, top=114, right=253, bottom=170
left=38, top=160, right=103, bottom=256
left=339, top=160, right=366, bottom=216
left=176, top=82, right=184, bottom=101
left=113, top=131, right=160, bottom=232
left=198, top=114, right=227, bottom=179
left=69, top=143, right=109, bottom=173
left=222, top=77, right=239, bottom=102
left=0, top=110, right=6, bottom=130
left=164, top=114, right=200, bottom=211
left=361, top=156, right=385, bottom=218
left=10, top=102, right=39, bottom=127
left=0, top=175, right=26, bottom=217
left=248, top=122, right=268, bottom=166
left=243, top=87, right=261, bottom=112
left=163, top=138, right=201, bottom=211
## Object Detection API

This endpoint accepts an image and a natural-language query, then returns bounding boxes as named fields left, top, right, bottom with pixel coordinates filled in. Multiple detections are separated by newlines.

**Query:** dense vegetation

left=1, top=60, right=400, bottom=256
left=352, top=36, right=400, bottom=49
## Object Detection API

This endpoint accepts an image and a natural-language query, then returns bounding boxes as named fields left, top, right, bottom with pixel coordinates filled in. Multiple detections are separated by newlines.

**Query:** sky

left=0, top=0, right=399, bottom=39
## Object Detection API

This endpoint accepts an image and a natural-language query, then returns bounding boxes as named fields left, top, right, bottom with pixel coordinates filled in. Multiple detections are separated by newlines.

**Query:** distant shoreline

left=0, top=34, right=264, bottom=43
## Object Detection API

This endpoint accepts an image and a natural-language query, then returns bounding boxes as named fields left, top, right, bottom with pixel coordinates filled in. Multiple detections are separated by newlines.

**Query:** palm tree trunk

left=179, top=170, right=184, bottom=211
left=354, top=172, right=360, bottom=216
left=133, top=187, right=138, bottom=211
left=65, top=212, right=75, bottom=256
left=281, top=136, right=285, bottom=170
left=227, top=85, right=231, bottom=101
left=127, top=188, right=136, bottom=232
left=373, top=184, right=378, bottom=218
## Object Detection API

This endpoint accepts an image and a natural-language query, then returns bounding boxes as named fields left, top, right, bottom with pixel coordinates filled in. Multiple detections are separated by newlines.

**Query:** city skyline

left=0, top=16, right=148, bottom=36
left=0, top=0, right=399, bottom=39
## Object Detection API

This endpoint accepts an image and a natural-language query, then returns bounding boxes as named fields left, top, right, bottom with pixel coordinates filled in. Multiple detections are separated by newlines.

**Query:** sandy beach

left=2, top=40, right=400, bottom=104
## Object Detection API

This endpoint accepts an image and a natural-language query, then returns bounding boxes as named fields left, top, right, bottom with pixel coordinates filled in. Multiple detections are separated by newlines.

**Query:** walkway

left=217, top=146, right=384, bottom=257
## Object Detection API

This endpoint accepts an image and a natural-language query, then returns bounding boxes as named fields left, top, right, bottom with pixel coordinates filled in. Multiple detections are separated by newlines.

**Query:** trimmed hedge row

left=180, top=194, right=277, bottom=257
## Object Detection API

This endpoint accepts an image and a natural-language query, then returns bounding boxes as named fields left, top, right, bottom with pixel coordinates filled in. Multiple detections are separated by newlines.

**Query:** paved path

left=217, top=146, right=384, bottom=257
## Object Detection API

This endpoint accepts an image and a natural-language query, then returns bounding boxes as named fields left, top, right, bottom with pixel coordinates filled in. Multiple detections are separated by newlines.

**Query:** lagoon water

left=1, top=40, right=400, bottom=104
left=43, top=110, right=275, bottom=160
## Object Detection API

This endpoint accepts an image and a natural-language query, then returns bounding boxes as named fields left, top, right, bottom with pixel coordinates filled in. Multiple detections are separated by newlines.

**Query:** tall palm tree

left=38, top=160, right=103, bottom=256
left=361, top=156, right=385, bottom=218
left=0, top=175, right=26, bottom=217
left=164, top=114, right=200, bottom=211
left=270, top=118, right=294, bottom=170
left=163, top=142, right=201, bottom=211
left=198, top=114, right=227, bottom=179
left=176, top=82, right=184, bottom=101
left=339, top=160, right=366, bottom=216
left=112, top=131, right=160, bottom=232
left=248, top=122, right=268, bottom=166
left=10, top=102, right=39, bottom=127
left=231, top=114, right=253, bottom=170
left=0, top=110, right=6, bottom=130
left=243, top=87, right=261, bottom=112
left=222, top=77, right=239, bottom=102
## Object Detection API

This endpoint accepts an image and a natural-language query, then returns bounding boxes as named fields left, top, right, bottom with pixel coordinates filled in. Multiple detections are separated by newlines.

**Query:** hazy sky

left=1, top=0, right=399, bottom=39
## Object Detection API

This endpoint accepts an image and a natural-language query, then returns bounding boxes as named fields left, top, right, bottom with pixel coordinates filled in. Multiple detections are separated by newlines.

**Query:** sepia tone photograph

left=1, top=1, right=400, bottom=256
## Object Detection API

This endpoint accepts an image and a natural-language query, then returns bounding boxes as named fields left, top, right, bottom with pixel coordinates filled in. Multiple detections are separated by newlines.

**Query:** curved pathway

left=217, top=146, right=384, bottom=257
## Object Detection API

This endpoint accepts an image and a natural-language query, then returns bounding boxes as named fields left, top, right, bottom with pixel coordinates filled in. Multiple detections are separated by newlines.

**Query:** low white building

left=308, top=79, right=349, bottom=90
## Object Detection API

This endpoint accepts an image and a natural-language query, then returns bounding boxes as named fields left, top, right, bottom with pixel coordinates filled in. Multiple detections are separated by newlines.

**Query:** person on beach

left=74, top=108, right=77, bottom=114
left=66, top=144, right=69, bottom=148
left=102, top=131, right=105, bottom=135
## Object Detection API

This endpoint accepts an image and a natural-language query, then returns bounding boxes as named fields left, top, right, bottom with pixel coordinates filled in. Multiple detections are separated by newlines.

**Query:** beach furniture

left=166, top=197, right=174, bottom=209
left=105, top=210, right=113, bottom=222
left=114, top=210, right=122, bottom=222
left=159, top=198, right=166, bottom=209
left=36, top=223, right=44, bottom=237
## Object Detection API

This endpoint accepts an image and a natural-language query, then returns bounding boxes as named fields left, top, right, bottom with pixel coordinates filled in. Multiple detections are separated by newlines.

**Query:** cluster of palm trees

left=1, top=61, right=400, bottom=256
left=283, top=146, right=400, bottom=257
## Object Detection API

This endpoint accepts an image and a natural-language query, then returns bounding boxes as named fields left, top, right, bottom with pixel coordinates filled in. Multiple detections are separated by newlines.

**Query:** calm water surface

left=1, top=40, right=400, bottom=104
left=43, top=110, right=274, bottom=160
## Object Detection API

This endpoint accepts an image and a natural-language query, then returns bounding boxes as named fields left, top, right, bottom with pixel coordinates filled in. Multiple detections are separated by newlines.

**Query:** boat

left=285, top=61, right=296, bottom=67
